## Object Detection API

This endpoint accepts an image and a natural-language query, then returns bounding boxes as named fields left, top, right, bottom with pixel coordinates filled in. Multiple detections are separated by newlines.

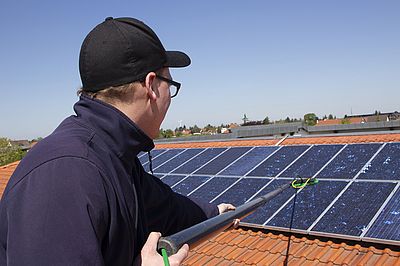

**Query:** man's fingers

left=226, top=204, right=236, bottom=211
left=233, top=219, right=240, bottom=229
left=218, top=203, right=236, bottom=214
left=141, top=232, right=161, bottom=255
left=169, top=244, right=189, bottom=265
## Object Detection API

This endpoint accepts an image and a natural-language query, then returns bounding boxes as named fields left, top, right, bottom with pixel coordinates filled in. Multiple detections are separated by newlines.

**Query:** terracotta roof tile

left=155, top=133, right=400, bottom=150
left=183, top=252, right=203, bottom=265
left=282, top=133, right=400, bottom=145
left=236, top=233, right=258, bottom=248
left=155, top=139, right=278, bottom=149
left=0, top=161, right=18, bottom=198
left=184, top=228, right=400, bottom=266
left=214, top=244, right=238, bottom=259
left=190, top=254, right=214, bottom=265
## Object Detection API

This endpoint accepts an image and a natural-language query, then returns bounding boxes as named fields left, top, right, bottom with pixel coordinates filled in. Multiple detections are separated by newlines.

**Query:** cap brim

left=165, top=51, right=191, bottom=68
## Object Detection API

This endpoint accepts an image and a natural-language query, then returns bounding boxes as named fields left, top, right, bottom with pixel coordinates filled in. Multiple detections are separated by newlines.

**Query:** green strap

left=161, top=248, right=170, bottom=266
left=291, top=177, right=319, bottom=189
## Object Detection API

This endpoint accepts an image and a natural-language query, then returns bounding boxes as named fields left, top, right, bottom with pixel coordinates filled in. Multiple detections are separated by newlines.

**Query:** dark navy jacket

left=0, top=96, right=218, bottom=265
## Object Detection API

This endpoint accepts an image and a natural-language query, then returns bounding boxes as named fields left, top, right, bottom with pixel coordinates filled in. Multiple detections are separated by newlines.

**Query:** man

left=0, top=17, right=234, bottom=265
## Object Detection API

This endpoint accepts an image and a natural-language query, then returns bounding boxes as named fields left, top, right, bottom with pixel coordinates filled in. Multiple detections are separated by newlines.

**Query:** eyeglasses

left=156, top=75, right=181, bottom=98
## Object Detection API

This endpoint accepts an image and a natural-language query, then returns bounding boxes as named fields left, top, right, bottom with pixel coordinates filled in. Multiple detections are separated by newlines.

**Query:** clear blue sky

left=1, top=1, right=399, bottom=140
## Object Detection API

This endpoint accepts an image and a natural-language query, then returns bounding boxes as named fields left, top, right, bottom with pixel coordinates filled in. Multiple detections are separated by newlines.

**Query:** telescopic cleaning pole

left=157, top=182, right=291, bottom=256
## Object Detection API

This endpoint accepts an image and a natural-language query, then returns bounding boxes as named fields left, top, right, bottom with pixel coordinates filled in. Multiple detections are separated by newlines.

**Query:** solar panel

left=188, top=176, right=239, bottom=202
left=171, top=175, right=211, bottom=196
left=311, top=181, right=396, bottom=236
left=160, top=175, right=187, bottom=187
left=172, top=148, right=227, bottom=174
left=242, top=179, right=295, bottom=224
left=194, top=147, right=251, bottom=175
left=154, top=148, right=205, bottom=174
left=358, top=143, right=400, bottom=180
left=266, top=180, right=348, bottom=230
left=316, top=143, right=381, bottom=179
left=141, top=149, right=167, bottom=171
left=247, top=145, right=310, bottom=177
left=212, top=177, right=272, bottom=206
left=147, top=143, right=400, bottom=245
left=278, top=145, right=344, bottom=178
left=365, top=184, right=400, bottom=241
left=219, top=146, right=278, bottom=176
left=150, top=149, right=185, bottom=169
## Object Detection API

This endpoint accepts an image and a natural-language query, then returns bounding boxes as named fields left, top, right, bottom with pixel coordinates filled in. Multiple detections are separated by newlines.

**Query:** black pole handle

left=157, top=182, right=291, bottom=256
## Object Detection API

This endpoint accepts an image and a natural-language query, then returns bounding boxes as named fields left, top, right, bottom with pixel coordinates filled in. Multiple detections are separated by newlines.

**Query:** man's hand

left=134, top=232, right=189, bottom=266
left=217, top=203, right=240, bottom=228
left=217, top=203, right=236, bottom=214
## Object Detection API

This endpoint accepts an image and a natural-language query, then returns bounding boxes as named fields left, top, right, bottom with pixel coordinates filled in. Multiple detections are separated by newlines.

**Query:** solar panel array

left=139, top=142, right=400, bottom=245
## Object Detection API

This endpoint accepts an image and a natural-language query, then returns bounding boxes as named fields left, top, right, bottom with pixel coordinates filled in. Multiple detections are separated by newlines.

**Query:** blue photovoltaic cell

left=150, top=149, right=184, bottom=169
left=194, top=147, right=251, bottom=175
left=267, top=181, right=347, bottom=230
left=366, top=186, right=400, bottom=241
left=247, top=145, right=309, bottom=177
left=154, top=174, right=164, bottom=179
left=188, top=177, right=239, bottom=203
left=160, top=175, right=187, bottom=187
left=278, top=145, right=344, bottom=178
left=172, top=148, right=227, bottom=174
left=243, top=179, right=296, bottom=224
left=154, top=148, right=204, bottom=174
left=141, top=149, right=167, bottom=170
left=213, top=178, right=271, bottom=206
left=171, top=176, right=211, bottom=196
left=316, top=143, right=381, bottom=179
left=358, top=143, right=400, bottom=180
left=312, top=181, right=396, bottom=236
left=219, top=146, right=278, bottom=176
left=137, top=151, right=147, bottom=161
left=138, top=151, right=148, bottom=164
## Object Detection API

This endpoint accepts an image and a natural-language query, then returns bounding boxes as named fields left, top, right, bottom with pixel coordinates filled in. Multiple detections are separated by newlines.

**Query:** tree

left=263, top=116, right=270, bottom=125
left=242, top=114, right=249, bottom=124
left=341, top=118, right=351, bottom=124
left=304, top=113, right=317, bottom=126
left=158, top=129, right=174, bottom=138
left=189, top=125, right=201, bottom=134
left=0, top=138, right=27, bottom=166
left=203, top=124, right=217, bottom=133
left=285, top=117, right=291, bottom=123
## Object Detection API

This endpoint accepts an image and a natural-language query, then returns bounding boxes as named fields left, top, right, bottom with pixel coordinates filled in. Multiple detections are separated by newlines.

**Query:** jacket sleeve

left=140, top=171, right=219, bottom=236
left=1, top=158, right=109, bottom=265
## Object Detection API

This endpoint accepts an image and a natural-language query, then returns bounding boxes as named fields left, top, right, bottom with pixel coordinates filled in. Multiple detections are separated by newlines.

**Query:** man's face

left=150, top=68, right=173, bottom=137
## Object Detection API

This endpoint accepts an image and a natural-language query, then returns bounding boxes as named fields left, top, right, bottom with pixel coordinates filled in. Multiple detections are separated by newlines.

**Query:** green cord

left=161, top=248, right=170, bottom=266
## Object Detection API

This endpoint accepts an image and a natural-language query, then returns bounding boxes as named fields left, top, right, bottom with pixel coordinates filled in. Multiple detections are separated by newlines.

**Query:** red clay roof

left=155, top=133, right=400, bottom=149
left=0, top=161, right=18, bottom=199
left=156, top=139, right=279, bottom=149
left=2, top=133, right=400, bottom=264
left=184, top=228, right=400, bottom=265
left=317, top=117, right=363, bottom=126
left=281, top=133, right=400, bottom=145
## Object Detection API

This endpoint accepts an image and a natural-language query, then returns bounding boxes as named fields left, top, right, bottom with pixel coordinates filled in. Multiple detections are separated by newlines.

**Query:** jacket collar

left=73, top=95, right=154, bottom=162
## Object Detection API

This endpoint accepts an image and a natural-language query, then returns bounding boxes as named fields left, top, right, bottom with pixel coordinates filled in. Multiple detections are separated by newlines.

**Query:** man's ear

left=145, top=72, right=157, bottom=101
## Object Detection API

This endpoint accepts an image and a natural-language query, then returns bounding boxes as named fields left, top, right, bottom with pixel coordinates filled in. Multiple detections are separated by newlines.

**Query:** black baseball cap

left=79, top=17, right=191, bottom=92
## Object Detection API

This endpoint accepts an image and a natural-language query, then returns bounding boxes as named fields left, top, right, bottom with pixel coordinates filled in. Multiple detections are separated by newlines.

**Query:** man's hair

left=77, top=81, right=144, bottom=105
